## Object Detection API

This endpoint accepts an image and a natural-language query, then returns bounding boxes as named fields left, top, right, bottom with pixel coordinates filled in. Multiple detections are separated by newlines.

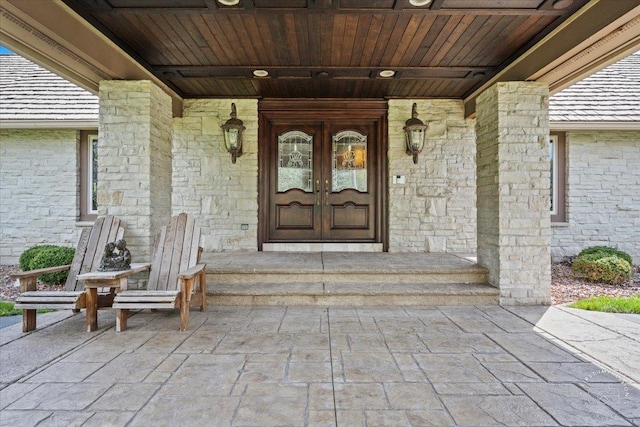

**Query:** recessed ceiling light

left=253, top=69, right=269, bottom=77
left=218, top=0, right=240, bottom=6
left=379, top=70, right=396, bottom=78
left=409, top=0, right=432, bottom=6
left=552, top=0, right=573, bottom=9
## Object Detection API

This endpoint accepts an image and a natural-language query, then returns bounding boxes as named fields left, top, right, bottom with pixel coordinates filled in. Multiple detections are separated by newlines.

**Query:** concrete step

left=201, top=251, right=497, bottom=306
left=209, top=271, right=488, bottom=285
left=208, top=282, right=499, bottom=306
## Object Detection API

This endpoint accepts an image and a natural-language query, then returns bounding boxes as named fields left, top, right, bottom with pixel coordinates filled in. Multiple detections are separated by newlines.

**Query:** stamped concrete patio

left=1, top=305, right=639, bottom=426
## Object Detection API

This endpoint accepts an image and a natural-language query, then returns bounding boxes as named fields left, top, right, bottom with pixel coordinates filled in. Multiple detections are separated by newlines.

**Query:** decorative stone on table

left=98, top=239, right=132, bottom=271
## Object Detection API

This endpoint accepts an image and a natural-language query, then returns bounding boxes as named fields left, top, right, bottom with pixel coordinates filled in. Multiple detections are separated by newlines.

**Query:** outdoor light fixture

left=218, top=0, right=240, bottom=5
left=403, top=103, right=427, bottom=164
left=221, top=103, right=245, bottom=164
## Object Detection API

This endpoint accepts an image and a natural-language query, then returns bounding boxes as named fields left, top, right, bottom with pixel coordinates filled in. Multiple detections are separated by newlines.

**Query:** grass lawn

left=0, top=301, right=55, bottom=316
left=569, top=295, right=640, bottom=314
left=0, top=301, right=21, bottom=316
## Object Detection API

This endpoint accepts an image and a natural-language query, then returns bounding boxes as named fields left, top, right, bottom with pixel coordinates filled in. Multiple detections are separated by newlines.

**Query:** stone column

left=98, top=80, right=173, bottom=258
left=476, top=82, right=551, bottom=305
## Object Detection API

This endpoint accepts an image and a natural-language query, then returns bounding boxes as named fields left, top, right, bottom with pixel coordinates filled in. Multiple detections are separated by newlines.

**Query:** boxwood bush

left=576, top=246, right=633, bottom=266
left=572, top=246, right=633, bottom=286
left=18, top=245, right=75, bottom=286
left=18, top=245, right=59, bottom=271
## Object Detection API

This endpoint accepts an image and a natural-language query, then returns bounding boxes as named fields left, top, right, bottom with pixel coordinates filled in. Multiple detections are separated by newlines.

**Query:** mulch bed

left=2, top=263, right=639, bottom=305
left=550, top=262, right=640, bottom=305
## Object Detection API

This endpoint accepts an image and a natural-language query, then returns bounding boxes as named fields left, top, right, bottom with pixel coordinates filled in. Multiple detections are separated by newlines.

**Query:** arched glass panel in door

left=332, top=130, right=367, bottom=192
left=278, top=130, right=313, bottom=192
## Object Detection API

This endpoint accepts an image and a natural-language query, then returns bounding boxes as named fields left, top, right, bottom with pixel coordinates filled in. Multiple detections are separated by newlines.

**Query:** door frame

left=258, top=99, right=389, bottom=251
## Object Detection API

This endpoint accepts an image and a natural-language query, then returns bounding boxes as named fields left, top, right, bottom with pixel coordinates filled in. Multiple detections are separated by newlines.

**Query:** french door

left=258, top=100, right=388, bottom=248
left=269, top=121, right=376, bottom=241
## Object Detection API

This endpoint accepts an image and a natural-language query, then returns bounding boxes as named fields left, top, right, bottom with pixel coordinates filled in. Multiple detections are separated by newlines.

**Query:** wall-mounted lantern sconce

left=221, top=103, right=245, bottom=164
left=403, top=103, right=427, bottom=164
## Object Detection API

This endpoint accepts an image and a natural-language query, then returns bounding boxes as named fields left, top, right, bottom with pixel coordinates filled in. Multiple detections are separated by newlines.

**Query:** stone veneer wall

left=0, top=129, right=80, bottom=263
left=476, top=82, right=551, bottom=305
left=552, top=130, right=640, bottom=263
left=98, top=80, right=173, bottom=258
left=387, top=100, right=476, bottom=253
left=172, top=99, right=259, bottom=252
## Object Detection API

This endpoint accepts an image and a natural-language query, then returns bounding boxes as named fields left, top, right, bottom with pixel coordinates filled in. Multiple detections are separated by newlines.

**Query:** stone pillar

left=476, top=82, right=551, bottom=305
left=98, top=80, right=173, bottom=258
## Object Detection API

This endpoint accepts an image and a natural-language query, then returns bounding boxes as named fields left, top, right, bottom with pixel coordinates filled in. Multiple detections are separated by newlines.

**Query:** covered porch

left=1, top=0, right=639, bottom=306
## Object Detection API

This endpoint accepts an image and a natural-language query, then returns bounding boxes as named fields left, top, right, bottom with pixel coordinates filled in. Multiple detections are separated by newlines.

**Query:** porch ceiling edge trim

left=0, top=120, right=99, bottom=130
left=534, top=14, right=640, bottom=93
left=463, top=0, right=640, bottom=118
left=0, top=0, right=184, bottom=117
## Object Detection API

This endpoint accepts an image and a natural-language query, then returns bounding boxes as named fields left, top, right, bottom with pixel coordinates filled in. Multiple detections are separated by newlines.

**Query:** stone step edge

left=207, top=273, right=488, bottom=285
left=205, top=266, right=488, bottom=275
left=208, top=282, right=498, bottom=296
left=207, top=294, right=500, bottom=306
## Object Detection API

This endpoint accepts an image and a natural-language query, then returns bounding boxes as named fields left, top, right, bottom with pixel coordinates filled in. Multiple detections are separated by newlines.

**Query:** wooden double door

left=258, top=101, right=388, bottom=248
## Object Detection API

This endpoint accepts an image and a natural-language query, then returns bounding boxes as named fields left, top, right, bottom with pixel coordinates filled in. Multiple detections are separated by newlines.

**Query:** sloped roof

left=0, top=54, right=98, bottom=124
left=549, top=50, right=640, bottom=123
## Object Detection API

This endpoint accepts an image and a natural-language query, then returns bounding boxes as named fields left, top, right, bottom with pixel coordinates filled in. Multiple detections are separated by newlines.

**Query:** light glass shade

left=408, top=129, right=425, bottom=151
left=224, top=128, right=240, bottom=149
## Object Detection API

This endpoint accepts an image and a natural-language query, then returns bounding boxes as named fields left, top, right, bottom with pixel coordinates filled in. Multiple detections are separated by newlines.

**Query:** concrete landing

left=1, top=306, right=638, bottom=426
left=202, top=252, right=499, bottom=306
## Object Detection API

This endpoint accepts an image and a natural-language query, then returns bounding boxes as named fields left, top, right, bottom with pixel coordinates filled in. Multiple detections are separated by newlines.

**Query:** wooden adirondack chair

left=13, top=215, right=124, bottom=332
left=112, top=213, right=206, bottom=332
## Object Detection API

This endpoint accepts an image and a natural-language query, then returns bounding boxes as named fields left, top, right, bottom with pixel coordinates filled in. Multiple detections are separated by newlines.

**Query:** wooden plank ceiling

left=62, top=0, right=590, bottom=100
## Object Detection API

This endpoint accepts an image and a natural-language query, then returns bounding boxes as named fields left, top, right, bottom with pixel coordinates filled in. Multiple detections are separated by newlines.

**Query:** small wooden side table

left=77, top=263, right=150, bottom=332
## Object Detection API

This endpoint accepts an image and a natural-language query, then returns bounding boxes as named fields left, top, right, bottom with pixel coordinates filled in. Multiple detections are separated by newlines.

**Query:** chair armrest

left=178, top=263, right=206, bottom=280
left=11, top=264, right=72, bottom=292
left=11, top=264, right=72, bottom=280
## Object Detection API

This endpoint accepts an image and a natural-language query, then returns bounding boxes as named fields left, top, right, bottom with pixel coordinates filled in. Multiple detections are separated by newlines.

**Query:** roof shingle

left=0, top=54, right=98, bottom=122
left=549, top=50, right=640, bottom=122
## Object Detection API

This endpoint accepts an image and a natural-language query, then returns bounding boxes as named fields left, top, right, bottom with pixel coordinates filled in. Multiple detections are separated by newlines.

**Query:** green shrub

left=577, top=246, right=633, bottom=266
left=572, top=254, right=632, bottom=285
left=18, top=245, right=75, bottom=286
left=18, top=245, right=58, bottom=271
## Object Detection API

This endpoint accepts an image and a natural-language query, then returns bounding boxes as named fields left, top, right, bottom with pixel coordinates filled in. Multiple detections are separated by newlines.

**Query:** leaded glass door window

left=278, top=131, right=313, bottom=193
left=332, top=130, right=367, bottom=193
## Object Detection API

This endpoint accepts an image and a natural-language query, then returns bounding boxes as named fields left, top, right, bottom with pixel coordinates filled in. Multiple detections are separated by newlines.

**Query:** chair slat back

left=66, top=215, right=124, bottom=291
left=147, top=213, right=200, bottom=291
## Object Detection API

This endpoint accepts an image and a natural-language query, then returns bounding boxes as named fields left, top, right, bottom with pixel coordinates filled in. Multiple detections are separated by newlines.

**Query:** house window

left=550, top=132, right=566, bottom=222
left=80, top=131, right=98, bottom=221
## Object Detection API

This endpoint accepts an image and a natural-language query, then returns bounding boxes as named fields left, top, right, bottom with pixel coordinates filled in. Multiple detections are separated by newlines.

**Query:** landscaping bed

left=551, top=262, right=640, bottom=305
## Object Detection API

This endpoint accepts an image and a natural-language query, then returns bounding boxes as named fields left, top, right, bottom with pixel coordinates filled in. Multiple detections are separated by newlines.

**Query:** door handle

left=325, top=179, right=329, bottom=205
left=316, top=180, right=320, bottom=205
